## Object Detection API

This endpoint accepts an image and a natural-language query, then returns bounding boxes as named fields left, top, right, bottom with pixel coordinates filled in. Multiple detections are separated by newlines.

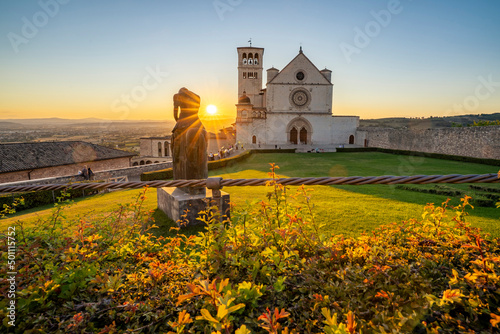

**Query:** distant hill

left=0, top=121, right=26, bottom=129
left=2, top=113, right=499, bottom=131
left=359, top=113, right=500, bottom=129
left=0, top=118, right=175, bottom=127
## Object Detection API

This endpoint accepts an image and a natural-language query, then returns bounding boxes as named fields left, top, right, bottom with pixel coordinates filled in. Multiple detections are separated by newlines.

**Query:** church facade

left=235, top=46, right=359, bottom=149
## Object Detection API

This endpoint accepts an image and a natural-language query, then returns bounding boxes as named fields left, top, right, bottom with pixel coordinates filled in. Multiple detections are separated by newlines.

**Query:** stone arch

left=140, top=160, right=145, bottom=165
left=252, top=135, right=257, bottom=144
left=286, top=117, right=313, bottom=145
left=157, top=142, right=162, bottom=157
left=132, top=162, right=139, bottom=166
left=349, top=135, right=354, bottom=144
left=146, top=160, right=152, bottom=164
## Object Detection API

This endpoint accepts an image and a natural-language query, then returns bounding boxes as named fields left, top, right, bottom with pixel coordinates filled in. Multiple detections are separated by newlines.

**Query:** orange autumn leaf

left=346, top=311, right=357, bottom=334
left=375, top=290, right=390, bottom=299
left=491, top=308, right=500, bottom=328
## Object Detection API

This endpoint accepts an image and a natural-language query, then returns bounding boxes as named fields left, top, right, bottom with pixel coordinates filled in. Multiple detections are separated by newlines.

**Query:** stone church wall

left=331, top=116, right=359, bottom=144
left=358, top=126, right=500, bottom=160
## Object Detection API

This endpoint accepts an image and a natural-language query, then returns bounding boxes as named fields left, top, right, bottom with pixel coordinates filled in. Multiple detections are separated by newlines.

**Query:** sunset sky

left=0, top=0, right=499, bottom=123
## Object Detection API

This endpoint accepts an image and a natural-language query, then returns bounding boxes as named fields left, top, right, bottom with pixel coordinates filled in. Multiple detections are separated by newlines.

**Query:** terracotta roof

left=0, top=141, right=135, bottom=173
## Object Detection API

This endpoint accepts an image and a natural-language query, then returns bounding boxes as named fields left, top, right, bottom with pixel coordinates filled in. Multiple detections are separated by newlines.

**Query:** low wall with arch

left=357, top=126, right=500, bottom=160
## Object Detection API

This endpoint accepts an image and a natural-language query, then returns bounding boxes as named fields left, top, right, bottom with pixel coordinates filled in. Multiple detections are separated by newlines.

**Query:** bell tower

left=237, top=44, right=264, bottom=108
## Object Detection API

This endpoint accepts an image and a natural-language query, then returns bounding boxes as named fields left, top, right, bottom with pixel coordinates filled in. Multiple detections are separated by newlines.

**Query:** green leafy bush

left=1, top=167, right=500, bottom=333
left=469, top=120, right=500, bottom=127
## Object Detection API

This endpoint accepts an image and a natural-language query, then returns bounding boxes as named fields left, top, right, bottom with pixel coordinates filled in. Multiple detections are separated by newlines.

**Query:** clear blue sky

left=0, top=0, right=499, bottom=122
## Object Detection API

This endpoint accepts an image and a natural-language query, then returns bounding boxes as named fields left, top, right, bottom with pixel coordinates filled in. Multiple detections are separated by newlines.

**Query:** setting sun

left=206, top=104, right=217, bottom=115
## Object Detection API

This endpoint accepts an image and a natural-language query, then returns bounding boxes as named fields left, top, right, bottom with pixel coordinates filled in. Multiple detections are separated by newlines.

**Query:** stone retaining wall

left=2, top=162, right=173, bottom=187
left=357, top=126, right=500, bottom=160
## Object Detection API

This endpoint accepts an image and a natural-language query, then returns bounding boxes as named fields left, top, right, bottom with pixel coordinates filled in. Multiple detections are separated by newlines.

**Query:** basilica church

left=235, top=45, right=359, bottom=149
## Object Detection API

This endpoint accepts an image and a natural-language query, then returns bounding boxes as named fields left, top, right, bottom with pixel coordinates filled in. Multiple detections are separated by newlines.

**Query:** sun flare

left=206, top=104, right=217, bottom=115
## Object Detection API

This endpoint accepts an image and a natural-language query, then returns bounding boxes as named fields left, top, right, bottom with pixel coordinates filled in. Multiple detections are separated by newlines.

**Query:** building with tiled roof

left=0, top=141, right=135, bottom=183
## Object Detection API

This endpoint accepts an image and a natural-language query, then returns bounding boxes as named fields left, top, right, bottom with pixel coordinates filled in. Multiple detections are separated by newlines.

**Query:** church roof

left=267, top=48, right=332, bottom=85
left=0, top=141, right=135, bottom=173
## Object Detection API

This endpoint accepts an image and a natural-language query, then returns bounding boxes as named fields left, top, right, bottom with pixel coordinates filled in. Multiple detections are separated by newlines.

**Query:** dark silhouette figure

left=88, top=167, right=94, bottom=180
left=171, top=88, right=207, bottom=195
left=81, top=166, right=89, bottom=180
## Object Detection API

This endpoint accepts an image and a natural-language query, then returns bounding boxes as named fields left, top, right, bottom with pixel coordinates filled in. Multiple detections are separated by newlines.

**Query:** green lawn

left=2, top=152, right=499, bottom=238
left=209, top=152, right=499, bottom=237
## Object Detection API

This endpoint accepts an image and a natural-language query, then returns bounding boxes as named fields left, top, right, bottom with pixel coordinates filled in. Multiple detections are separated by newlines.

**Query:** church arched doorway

left=252, top=135, right=257, bottom=144
left=300, top=127, right=308, bottom=144
left=349, top=135, right=354, bottom=144
left=290, top=128, right=298, bottom=145
left=287, top=117, right=312, bottom=145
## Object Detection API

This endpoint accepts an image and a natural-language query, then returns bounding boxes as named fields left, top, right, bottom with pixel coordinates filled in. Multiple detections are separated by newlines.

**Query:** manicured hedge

left=0, top=187, right=99, bottom=212
left=336, top=147, right=500, bottom=166
left=395, top=184, right=496, bottom=207
left=140, top=149, right=296, bottom=181
left=469, top=185, right=500, bottom=193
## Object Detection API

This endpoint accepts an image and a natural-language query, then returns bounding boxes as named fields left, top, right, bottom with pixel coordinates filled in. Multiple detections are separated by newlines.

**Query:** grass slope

left=2, top=152, right=499, bottom=238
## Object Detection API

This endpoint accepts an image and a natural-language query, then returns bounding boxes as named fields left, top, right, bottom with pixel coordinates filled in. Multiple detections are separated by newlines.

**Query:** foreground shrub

left=1, top=168, right=500, bottom=333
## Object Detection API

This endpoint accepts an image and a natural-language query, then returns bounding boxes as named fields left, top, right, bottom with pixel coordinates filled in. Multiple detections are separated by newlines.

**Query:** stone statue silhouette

left=171, top=87, right=208, bottom=195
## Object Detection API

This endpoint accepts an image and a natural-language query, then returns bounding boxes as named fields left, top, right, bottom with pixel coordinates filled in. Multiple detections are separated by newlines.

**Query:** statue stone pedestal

left=157, top=187, right=230, bottom=226
left=157, top=87, right=230, bottom=227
